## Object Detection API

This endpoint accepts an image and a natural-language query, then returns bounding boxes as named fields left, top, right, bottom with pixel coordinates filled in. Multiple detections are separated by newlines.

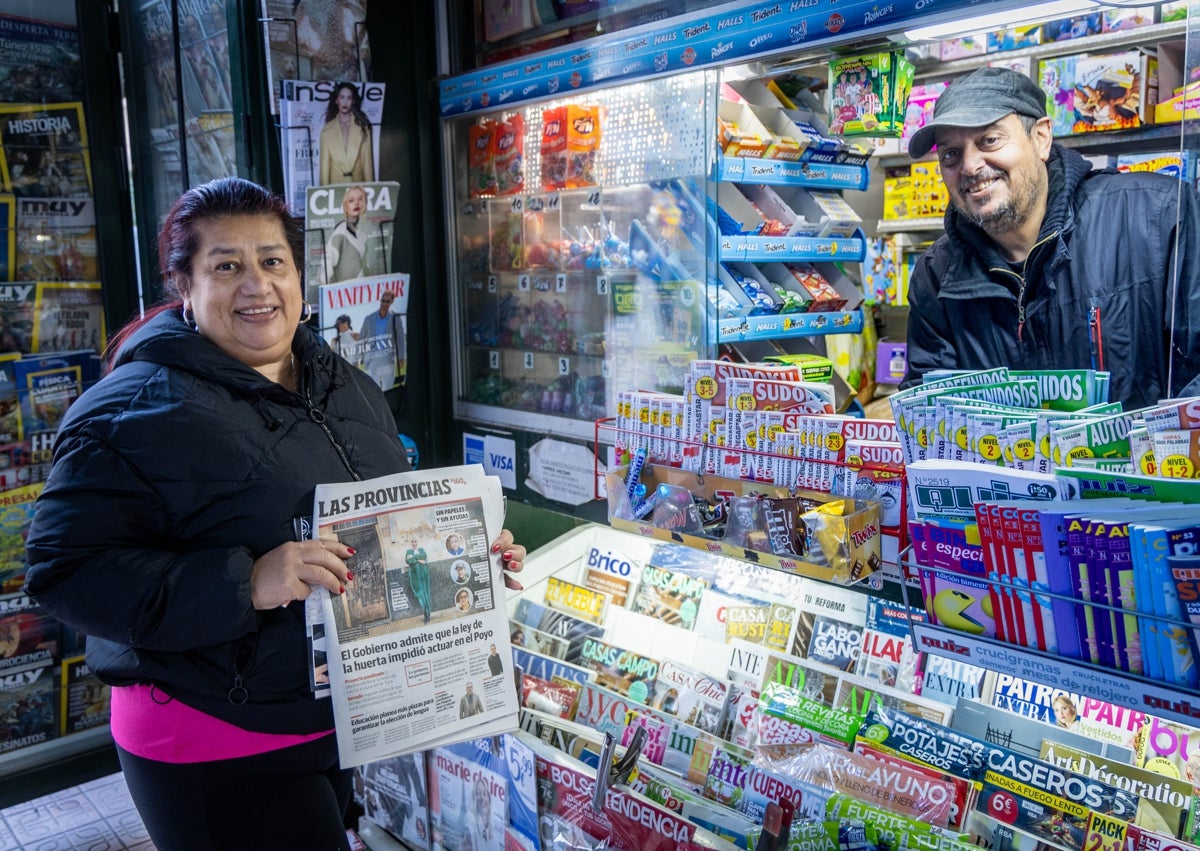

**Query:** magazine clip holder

left=354, top=21, right=368, bottom=73
left=256, top=13, right=300, bottom=108
left=305, top=224, right=332, bottom=283
left=589, top=726, right=646, bottom=813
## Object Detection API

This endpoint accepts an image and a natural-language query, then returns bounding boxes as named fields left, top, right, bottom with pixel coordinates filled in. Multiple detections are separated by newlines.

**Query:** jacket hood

left=112, top=307, right=334, bottom=404
left=942, top=144, right=1093, bottom=276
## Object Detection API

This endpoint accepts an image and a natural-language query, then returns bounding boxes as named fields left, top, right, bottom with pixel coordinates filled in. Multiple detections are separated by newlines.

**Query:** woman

left=325, top=185, right=379, bottom=284
left=23, top=178, right=524, bottom=850
left=319, top=82, right=374, bottom=185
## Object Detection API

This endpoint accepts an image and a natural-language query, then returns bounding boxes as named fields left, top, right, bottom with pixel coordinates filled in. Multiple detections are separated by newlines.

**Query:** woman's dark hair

left=324, top=82, right=371, bottom=132
left=102, top=178, right=304, bottom=372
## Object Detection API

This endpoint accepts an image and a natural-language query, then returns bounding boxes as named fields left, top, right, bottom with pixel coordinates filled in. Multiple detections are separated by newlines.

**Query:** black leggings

left=117, top=735, right=353, bottom=851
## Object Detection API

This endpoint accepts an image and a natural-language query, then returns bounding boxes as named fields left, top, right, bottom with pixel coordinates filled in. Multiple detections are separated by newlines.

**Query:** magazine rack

left=257, top=13, right=300, bottom=108
left=899, top=549, right=1200, bottom=730
left=593, top=418, right=906, bottom=588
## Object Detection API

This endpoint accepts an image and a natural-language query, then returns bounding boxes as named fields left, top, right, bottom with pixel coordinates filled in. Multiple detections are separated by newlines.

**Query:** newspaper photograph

left=313, top=464, right=519, bottom=767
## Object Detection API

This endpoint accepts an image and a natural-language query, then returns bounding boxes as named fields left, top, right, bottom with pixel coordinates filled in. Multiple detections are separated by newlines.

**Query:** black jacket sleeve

left=24, top=429, right=260, bottom=652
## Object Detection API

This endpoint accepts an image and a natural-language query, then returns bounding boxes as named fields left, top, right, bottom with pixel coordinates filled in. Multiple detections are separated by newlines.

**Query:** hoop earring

left=181, top=304, right=198, bottom=331
left=300, top=302, right=313, bottom=323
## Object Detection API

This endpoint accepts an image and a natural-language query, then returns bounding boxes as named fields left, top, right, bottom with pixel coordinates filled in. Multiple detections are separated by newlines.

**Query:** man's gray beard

left=962, top=201, right=1021, bottom=235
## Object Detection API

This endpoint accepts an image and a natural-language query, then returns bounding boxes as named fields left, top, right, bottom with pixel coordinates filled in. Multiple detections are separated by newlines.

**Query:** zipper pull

left=228, top=675, right=248, bottom=705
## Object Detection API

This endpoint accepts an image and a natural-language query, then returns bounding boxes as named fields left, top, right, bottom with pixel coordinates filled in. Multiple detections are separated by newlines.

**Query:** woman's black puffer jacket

left=24, top=309, right=410, bottom=734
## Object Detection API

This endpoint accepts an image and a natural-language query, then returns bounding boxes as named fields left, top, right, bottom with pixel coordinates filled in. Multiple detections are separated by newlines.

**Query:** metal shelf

left=718, top=156, right=871, bottom=192
left=909, top=19, right=1188, bottom=83
left=718, top=233, right=866, bottom=263
left=716, top=309, right=864, bottom=341
left=876, top=217, right=944, bottom=234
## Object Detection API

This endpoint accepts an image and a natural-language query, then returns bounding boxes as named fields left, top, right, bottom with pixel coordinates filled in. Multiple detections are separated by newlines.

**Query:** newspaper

left=312, top=464, right=519, bottom=768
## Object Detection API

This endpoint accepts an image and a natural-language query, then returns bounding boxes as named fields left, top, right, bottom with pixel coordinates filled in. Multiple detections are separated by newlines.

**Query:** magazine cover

left=793, top=578, right=868, bottom=671
left=0, top=658, right=57, bottom=754
left=30, top=282, right=104, bottom=354
left=58, top=654, right=111, bottom=737
left=0, top=13, right=85, bottom=103
left=13, top=357, right=83, bottom=442
left=260, top=0, right=372, bottom=115
left=630, top=562, right=708, bottom=630
left=429, top=737, right=507, bottom=851
left=0, top=482, right=40, bottom=586
left=511, top=599, right=604, bottom=664
left=508, top=620, right=570, bottom=659
left=305, top=181, right=398, bottom=301
left=280, top=79, right=385, bottom=213
left=358, top=751, right=430, bottom=850
left=543, top=575, right=609, bottom=626
left=15, top=197, right=97, bottom=281
left=577, top=635, right=659, bottom=703
left=317, top=273, right=409, bottom=392
left=0, top=102, right=91, bottom=197
left=313, top=465, right=517, bottom=766
left=0, top=194, right=12, bottom=283
left=1041, top=740, right=1196, bottom=839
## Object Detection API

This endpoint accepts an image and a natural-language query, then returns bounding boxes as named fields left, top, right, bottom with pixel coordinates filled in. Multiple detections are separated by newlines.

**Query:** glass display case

left=441, top=69, right=872, bottom=448
left=443, top=72, right=718, bottom=443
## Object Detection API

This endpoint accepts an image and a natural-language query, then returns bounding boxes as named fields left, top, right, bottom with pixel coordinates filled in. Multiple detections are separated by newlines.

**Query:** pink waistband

left=111, top=684, right=332, bottom=763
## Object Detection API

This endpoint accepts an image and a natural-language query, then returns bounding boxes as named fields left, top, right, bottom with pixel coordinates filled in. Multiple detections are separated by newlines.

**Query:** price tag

left=510, top=197, right=523, bottom=213
left=555, top=274, right=567, bottom=293
left=518, top=275, right=530, bottom=292
left=489, top=351, right=500, bottom=370
left=524, top=352, right=534, bottom=370
left=526, top=194, right=544, bottom=212
left=585, top=190, right=602, bottom=207
left=461, top=202, right=474, bottom=216
left=596, top=276, right=609, bottom=295
left=546, top=193, right=560, bottom=210
left=479, top=198, right=489, bottom=213
left=558, top=357, right=570, bottom=376
left=487, top=275, right=497, bottom=293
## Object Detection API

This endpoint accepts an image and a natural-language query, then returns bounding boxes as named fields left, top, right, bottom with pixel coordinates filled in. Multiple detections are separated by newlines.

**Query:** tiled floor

left=0, top=773, right=153, bottom=850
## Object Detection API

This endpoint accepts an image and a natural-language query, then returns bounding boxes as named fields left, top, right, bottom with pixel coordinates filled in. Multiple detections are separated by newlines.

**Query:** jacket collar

left=938, top=144, right=1091, bottom=296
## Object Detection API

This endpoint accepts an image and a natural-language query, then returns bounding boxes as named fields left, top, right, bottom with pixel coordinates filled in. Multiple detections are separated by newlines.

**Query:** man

left=358, top=289, right=406, bottom=391
left=902, top=67, right=1200, bottom=409
left=487, top=643, right=503, bottom=676
left=459, top=682, right=484, bottom=718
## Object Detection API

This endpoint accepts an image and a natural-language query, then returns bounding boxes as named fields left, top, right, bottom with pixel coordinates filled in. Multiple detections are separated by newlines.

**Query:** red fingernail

left=339, top=585, right=345, bottom=595
left=346, top=572, right=355, bottom=581
left=502, top=551, right=513, bottom=562
left=491, top=542, right=501, bottom=554
left=346, top=547, right=356, bottom=555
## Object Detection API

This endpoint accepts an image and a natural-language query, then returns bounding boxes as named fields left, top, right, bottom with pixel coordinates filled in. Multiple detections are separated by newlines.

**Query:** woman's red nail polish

left=346, top=572, right=355, bottom=581
left=502, top=551, right=513, bottom=561
left=491, top=542, right=501, bottom=554
left=346, top=547, right=356, bottom=555
left=339, top=585, right=346, bottom=595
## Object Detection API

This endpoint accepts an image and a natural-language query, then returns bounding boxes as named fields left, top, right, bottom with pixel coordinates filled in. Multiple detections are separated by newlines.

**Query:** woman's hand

left=490, top=529, right=526, bottom=591
left=250, top=539, right=355, bottom=609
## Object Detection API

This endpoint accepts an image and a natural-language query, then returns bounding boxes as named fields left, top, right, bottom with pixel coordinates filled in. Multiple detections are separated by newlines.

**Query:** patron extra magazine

left=312, top=464, right=519, bottom=768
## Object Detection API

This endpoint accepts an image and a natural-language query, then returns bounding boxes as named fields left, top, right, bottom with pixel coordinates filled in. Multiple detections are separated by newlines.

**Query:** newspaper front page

left=313, top=465, right=519, bottom=767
